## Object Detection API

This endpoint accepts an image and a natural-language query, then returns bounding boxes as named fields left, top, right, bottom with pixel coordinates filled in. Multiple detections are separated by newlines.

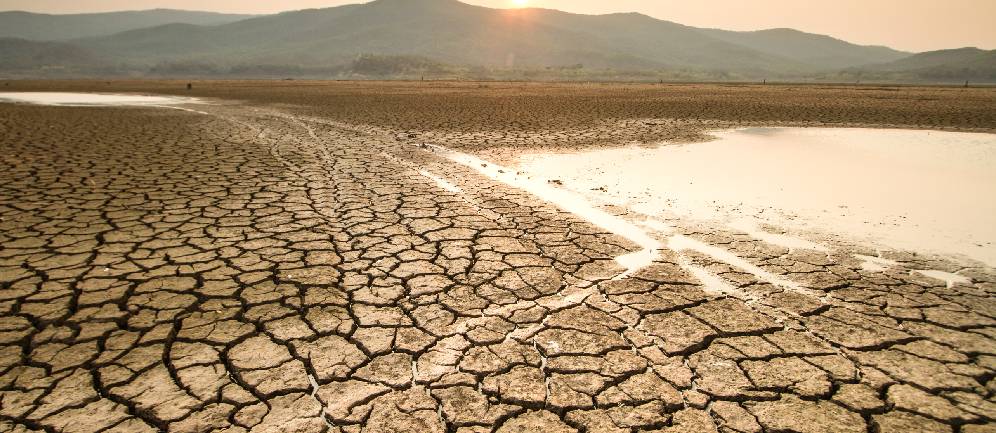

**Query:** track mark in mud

left=417, top=169, right=463, bottom=194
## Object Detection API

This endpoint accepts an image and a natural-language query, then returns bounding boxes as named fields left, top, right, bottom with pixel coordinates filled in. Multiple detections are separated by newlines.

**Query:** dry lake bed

left=0, top=81, right=995, bottom=433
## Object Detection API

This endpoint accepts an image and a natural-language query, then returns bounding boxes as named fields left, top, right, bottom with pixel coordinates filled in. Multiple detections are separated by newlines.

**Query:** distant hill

left=699, top=27, right=909, bottom=69
left=849, top=48, right=996, bottom=82
left=868, top=47, right=995, bottom=71
left=0, top=9, right=255, bottom=41
left=0, top=0, right=989, bottom=82
left=0, top=38, right=105, bottom=71
left=78, top=0, right=832, bottom=73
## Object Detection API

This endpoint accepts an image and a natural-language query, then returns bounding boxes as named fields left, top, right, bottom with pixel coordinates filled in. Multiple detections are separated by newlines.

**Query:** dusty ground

left=6, top=80, right=996, bottom=150
left=0, top=81, right=995, bottom=433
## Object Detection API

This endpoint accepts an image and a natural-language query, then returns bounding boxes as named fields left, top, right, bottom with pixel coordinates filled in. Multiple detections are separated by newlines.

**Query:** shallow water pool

left=516, top=127, right=996, bottom=266
left=0, top=92, right=201, bottom=106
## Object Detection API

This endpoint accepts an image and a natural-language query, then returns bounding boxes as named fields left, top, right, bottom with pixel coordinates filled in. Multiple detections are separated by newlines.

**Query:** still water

left=517, top=128, right=996, bottom=266
left=0, top=92, right=201, bottom=106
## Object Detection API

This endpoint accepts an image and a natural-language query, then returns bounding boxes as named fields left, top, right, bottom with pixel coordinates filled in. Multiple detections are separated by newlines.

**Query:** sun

left=511, top=0, right=530, bottom=7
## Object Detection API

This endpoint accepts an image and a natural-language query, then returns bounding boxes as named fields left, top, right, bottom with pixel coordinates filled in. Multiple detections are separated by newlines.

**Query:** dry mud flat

left=0, top=85, right=994, bottom=433
left=6, top=80, right=996, bottom=152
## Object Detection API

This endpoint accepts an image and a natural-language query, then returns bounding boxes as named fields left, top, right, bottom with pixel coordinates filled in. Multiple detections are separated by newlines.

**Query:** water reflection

left=517, top=128, right=996, bottom=266
left=0, top=92, right=201, bottom=106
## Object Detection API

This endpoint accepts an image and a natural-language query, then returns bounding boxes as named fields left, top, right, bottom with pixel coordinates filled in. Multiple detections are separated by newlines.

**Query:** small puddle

left=418, top=169, right=463, bottom=194
left=675, top=255, right=739, bottom=297
left=854, top=254, right=899, bottom=272
left=911, top=269, right=971, bottom=288
left=517, top=128, right=996, bottom=266
left=668, top=234, right=815, bottom=295
left=0, top=92, right=202, bottom=107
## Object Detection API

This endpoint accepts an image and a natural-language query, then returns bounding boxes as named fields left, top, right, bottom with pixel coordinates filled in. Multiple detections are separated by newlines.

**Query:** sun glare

left=511, top=0, right=530, bottom=8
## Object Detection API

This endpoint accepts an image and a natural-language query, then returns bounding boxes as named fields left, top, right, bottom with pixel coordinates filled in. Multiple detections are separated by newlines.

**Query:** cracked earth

left=1, top=86, right=995, bottom=433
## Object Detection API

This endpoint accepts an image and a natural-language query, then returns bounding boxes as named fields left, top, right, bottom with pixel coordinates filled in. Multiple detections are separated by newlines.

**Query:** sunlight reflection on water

left=517, top=127, right=996, bottom=266
left=0, top=92, right=201, bottom=106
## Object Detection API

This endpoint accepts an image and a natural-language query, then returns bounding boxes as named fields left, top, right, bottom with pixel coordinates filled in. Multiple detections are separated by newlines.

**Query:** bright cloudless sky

left=1, top=0, right=993, bottom=52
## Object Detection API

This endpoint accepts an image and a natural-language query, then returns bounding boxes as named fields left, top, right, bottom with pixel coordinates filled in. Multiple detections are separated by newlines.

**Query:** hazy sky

left=1, top=0, right=993, bottom=52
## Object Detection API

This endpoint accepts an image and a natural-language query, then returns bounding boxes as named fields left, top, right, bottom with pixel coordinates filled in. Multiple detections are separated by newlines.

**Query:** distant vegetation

left=0, top=0, right=993, bottom=84
left=0, top=38, right=109, bottom=75
left=350, top=55, right=446, bottom=76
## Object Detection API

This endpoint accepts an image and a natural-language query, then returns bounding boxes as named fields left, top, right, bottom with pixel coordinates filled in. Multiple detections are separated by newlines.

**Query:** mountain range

left=0, top=9, right=255, bottom=41
left=0, top=0, right=992, bottom=82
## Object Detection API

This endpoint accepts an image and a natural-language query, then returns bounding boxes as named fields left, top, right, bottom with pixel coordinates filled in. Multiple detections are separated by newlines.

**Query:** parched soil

left=0, top=81, right=994, bottom=433
left=6, top=80, right=996, bottom=151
